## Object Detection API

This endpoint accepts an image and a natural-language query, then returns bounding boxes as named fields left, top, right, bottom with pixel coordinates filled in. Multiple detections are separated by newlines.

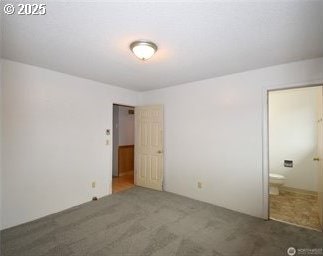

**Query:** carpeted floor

left=1, top=187, right=323, bottom=256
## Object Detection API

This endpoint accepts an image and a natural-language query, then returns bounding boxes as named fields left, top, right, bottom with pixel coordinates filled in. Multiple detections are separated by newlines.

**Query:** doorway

left=112, top=104, right=135, bottom=193
left=267, top=85, right=323, bottom=231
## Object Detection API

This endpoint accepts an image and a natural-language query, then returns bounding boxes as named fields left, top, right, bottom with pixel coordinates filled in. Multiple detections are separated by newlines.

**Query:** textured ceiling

left=2, top=1, right=323, bottom=91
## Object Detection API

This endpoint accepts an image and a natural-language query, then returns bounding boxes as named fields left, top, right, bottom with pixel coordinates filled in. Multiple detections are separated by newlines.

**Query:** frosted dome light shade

left=130, top=41, right=157, bottom=61
left=132, top=45, right=155, bottom=60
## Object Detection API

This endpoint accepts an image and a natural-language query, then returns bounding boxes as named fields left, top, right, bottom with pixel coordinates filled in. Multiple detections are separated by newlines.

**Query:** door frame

left=262, top=80, right=323, bottom=220
left=111, top=103, right=135, bottom=193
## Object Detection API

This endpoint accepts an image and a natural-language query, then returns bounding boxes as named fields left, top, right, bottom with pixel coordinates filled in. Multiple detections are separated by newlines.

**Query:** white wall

left=269, top=87, right=321, bottom=192
left=118, top=106, right=134, bottom=146
left=2, top=57, right=323, bottom=229
left=0, top=11, right=3, bottom=232
left=1, top=60, right=139, bottom=229
left=141, top=58, right=323, bottom=218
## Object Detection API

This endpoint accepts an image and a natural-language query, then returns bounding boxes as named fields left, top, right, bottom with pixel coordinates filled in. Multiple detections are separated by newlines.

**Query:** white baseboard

left=280, top=186, right=317, bottom=196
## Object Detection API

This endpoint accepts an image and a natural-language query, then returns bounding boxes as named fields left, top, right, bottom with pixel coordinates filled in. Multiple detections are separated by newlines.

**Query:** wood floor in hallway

left=112, top=173, right=134, bottom=193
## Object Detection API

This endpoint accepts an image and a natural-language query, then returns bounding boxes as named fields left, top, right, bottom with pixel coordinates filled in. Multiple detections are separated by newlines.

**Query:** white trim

left=262, top=86, right=269, bottom=219
left=111, top=103, right=135, bottom=195
left=262, top=79, right=323, bottom=220
left=270, top=217, right=322, bottom=232
left=280, top=186, right=318, bottom=196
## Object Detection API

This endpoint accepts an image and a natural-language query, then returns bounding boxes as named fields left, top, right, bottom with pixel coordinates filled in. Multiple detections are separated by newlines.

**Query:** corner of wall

left=0, top=8, right=3, bottom=231
left=0, top=57, right=3, bottom=231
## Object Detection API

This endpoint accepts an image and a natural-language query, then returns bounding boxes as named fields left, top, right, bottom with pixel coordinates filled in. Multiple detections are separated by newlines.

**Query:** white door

left=134, top=105, right=164, bottom=191
left=316, top=86, right=323, bottom=231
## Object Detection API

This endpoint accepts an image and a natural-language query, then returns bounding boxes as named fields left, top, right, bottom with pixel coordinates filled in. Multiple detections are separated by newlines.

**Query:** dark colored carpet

left=1, top=186, right=323, bottom=256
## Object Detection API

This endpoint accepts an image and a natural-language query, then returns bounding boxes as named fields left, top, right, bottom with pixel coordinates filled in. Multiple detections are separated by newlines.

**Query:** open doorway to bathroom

left=268, top=85, right=323, bottom=231
left=112, top=104, right=135, bottom=193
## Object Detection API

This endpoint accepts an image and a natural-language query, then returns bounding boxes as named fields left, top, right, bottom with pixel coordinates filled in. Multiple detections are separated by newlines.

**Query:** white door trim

left=110, top=103, right=135, bottom=194
left=262, top=80, right=323, bottom=220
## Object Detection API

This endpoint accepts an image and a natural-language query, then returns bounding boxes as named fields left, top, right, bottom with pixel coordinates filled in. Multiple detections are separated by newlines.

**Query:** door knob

left=157, top=150, right=163, bottom=154
left=313, top=157, right=320, bottom=161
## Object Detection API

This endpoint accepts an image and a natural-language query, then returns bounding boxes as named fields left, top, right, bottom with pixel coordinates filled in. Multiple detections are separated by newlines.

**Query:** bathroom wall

left=269, top=86, right=322, bottom=192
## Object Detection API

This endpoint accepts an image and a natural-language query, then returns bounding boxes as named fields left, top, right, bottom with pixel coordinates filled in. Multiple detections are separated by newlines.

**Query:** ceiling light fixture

left=130, top=40, right=158, bottom=61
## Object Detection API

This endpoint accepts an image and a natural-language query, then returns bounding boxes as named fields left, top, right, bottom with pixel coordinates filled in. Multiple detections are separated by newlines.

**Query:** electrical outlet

left=197, top=182, right=202, bottom=189
left=92, top=181, right=96, bottom=188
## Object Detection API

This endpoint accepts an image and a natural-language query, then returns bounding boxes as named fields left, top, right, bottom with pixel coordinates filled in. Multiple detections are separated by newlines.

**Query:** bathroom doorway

left=112, top=104, right=135, bottom=193
left=268, top=85, right=323, bottom=231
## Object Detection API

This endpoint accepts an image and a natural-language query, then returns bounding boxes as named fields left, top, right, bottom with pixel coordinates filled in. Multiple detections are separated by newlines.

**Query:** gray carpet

left=1, top=187, right=323, bottom=256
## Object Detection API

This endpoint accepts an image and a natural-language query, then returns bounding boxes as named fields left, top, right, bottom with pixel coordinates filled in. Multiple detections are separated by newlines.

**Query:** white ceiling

left=2, top=1, right=323, bottom=91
